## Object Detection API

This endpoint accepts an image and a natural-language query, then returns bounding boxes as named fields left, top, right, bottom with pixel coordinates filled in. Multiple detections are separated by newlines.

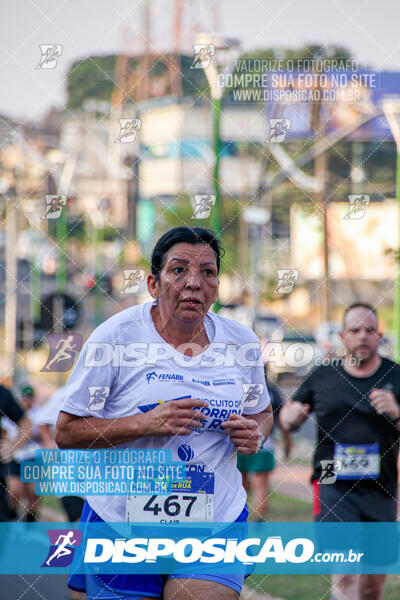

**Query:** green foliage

left=66, top=55, right=116, bottom=110
left=65, top=46, right=354, bottom=110
left=67, top=216, right=87, bottom=241
left=101, top=225, right=122, bottom=241
left=180, top=55, right=209, bottom=97
left=65, top=54, right=209, bottom=110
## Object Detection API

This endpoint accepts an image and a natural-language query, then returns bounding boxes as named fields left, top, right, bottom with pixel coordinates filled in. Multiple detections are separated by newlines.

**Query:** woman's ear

left=147, top=274, right=159, bottom=300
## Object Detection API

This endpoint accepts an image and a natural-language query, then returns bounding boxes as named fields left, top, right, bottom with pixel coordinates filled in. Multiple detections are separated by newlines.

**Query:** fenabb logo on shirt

left=146, top=372, right=184, bottom=384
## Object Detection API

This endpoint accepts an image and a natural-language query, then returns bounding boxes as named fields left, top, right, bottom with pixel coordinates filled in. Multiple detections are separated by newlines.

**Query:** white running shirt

left=60, top=301, right=270, bottom=522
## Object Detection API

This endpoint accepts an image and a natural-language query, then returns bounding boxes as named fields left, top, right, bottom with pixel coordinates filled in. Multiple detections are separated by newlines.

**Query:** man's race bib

left=126, top=472, right=214, bottom=523
left=334, top=443, right=380, bottom=479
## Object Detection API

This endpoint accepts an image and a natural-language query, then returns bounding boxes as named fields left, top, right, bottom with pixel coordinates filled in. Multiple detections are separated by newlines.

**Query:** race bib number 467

left=126, top=472, right=214, bottom=523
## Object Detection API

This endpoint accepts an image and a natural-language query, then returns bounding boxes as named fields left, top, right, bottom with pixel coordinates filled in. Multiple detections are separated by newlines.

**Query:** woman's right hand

left=141, top=397, right=208, bottom=436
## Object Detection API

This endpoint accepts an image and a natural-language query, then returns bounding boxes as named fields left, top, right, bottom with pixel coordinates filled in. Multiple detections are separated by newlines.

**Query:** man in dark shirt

left=280, top=303, right=400, bottom=600
left=0, top=384, right=31, bottom=521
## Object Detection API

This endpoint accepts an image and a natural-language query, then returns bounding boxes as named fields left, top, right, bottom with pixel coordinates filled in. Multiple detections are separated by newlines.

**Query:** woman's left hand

left=221, top=413, right=261, bottom=455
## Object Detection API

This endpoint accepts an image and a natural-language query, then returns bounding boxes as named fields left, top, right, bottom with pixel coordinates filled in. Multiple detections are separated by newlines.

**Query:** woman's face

left=148, top=242, right=219, bottom=322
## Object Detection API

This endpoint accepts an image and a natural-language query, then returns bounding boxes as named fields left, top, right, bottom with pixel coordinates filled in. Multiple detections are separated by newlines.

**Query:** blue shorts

left=68, top=501, right=249, bottom=599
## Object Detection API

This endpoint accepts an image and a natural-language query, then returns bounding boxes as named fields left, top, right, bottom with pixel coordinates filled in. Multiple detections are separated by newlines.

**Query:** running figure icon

left=46, top=531, right=76, bottom=566
left=42, top=334, right=81, bottom=372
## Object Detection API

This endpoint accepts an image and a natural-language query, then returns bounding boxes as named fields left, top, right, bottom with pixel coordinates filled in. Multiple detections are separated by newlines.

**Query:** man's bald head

left=341, top=303, right=381, bottom=365
left=343, top=303, right=377, bottom=328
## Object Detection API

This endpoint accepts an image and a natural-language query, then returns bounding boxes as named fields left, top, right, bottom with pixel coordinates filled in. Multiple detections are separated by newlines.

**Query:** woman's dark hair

left=151, top=227, right=224, bottom=279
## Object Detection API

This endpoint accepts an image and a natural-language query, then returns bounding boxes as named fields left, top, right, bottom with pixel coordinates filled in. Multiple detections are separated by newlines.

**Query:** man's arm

left=281, top=428, right=293, bottom=460
left=369, top=388, right=400, bottom=421
left=0, top=416, right=32, bottom=462
left=38, top=424, right=58, bottom=449
left=270, top=388, right=293, bottom=458
left=279, top=374, right=314, bottom=432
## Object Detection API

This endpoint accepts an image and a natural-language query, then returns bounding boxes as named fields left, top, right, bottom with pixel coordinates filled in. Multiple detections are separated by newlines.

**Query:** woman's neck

left=151, top=304, right=210, bottom=351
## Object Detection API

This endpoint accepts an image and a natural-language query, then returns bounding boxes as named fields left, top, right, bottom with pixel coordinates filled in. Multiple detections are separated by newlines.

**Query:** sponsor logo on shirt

left=146, top=372, right=158, bottom=383
left=146, top=372, right=184, bottom=384
left=177, top=443, right=195, bottom=462
left=212, top=378, right=235, bottom=386
left=192, top=378, right=210, bottom=386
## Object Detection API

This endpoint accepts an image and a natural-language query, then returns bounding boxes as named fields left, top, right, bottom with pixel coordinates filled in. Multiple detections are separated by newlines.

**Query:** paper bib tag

left=126, top=472, right=214, bottom=523
left=334, top=443, right=380, bottom=479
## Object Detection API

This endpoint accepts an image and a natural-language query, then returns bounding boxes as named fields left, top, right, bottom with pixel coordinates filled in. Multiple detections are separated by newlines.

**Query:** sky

left=1, top=0, right=400, bottom=123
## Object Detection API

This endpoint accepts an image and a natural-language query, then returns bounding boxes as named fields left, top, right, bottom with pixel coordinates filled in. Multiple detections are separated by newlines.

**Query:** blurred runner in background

left=280, top=303, right=400, bottom=600
left=36, top=386, right=85, bottom=523
left=0, top=383, right=32, bottom=521
left=36, top=386, right=85, bottom=600
left=237, top=382, right=292, bottom=520
left=4, top=385, right=42, bottom=521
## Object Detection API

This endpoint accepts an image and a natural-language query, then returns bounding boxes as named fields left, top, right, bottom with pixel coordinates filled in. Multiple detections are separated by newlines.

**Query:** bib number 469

left=143, top=494, right=197, bottom=518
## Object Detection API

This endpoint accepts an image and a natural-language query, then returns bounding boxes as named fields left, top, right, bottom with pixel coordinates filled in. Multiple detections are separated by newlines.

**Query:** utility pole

left=210, top=94, right=222, bottom=236
left=4, top=182, right=18, bottom=382
left=311, top=72, right=331, bottom=322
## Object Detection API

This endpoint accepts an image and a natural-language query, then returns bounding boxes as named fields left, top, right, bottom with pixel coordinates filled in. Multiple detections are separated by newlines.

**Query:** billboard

left=265, top=70, right=400, bottom=141
left=291, top=201, right=398, bottom=280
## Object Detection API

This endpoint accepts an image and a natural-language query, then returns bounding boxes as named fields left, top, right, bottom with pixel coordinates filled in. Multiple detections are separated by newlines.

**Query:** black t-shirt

left=0, top=385, right=24, bottom=475
left=293, top=358, right=400, bottom=497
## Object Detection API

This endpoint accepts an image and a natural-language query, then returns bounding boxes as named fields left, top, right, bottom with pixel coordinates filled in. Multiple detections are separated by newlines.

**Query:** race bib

left=126, top=472, right=214, bottom=523
left=334, top=443, right=380, bottom=479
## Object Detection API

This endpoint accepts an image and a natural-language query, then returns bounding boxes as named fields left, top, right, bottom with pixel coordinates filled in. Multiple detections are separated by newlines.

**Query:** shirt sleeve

left=292, top=369, right=315, bottom=410
left=35, top=390, right=63, bottom=427
left=0, top=388, right=24, bottom=424
left=60, top=325, right=119, bottom=418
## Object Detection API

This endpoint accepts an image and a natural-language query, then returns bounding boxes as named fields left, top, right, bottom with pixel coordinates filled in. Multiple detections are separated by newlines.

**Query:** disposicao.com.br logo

left=84, top=536, right=362, bottom=566
left=0, top=521, right=391, bottom=575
